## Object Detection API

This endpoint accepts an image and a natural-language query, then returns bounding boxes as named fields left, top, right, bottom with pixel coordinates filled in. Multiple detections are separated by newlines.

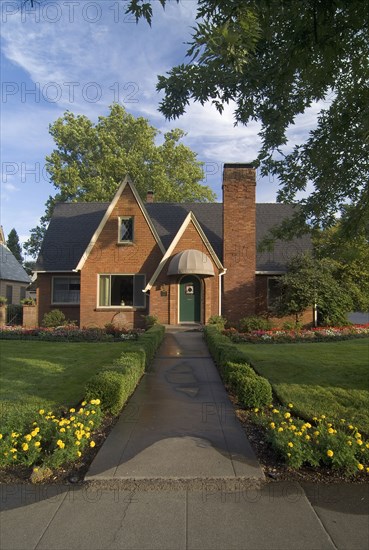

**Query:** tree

left=272, top=254, right=354, bottom=326
left=6, top=228, right=23, bottom=264
left=24, top=104, right=215, bottom=257
left=128, top=0, right=369, bottom=238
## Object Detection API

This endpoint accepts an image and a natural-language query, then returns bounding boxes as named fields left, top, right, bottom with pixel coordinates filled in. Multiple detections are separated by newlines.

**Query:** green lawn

left=237, top=339, right=369, bottom=433
left=0, top=341, right=126, bottom=415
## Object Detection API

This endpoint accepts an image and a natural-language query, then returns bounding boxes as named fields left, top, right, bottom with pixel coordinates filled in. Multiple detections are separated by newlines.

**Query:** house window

left=119, top=217, right=134, bottom=243
left=267, top=277, right=282, bottom=310
left=20, top=287, right=26, bottom=301
left=52, top=276, right=80, bottom=304
left=6, top=285, right=13, bottom=305
left=99, top=274, right=146, bottom=308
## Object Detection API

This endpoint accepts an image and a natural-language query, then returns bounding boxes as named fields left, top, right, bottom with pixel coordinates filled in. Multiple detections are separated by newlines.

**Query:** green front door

left=179, top=276, right=201, bottom=323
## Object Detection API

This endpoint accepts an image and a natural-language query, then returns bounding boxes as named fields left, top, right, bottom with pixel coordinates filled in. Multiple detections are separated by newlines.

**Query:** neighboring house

left=0, top=227, right=31, bottom=304
left=35, top=164, right=312, bottom=328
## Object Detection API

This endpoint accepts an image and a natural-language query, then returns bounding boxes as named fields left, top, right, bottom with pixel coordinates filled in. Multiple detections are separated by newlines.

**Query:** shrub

left=239, top=316, right=272, bottom=332
left=144, top=315, right=158, bottom=329
left=21, top=298, right=36, bottom=305
left=42, top=309, right=67, bottom=328
left=85, top=371, right=129, bottom=416
left=136, top=324, right=165, bottom=366
left=203, top=326, right=273, bottom=408
left=0, top=296, right=7, bottom=305
left=207, top=315, right=227, bottom=330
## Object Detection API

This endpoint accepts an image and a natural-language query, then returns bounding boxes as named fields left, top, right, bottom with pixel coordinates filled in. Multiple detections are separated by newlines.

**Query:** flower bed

left=223, top=324, right=369, bottom=344
left=252, top=404, right=369, bottom=476
left=0, top=325, right=144, bottom=342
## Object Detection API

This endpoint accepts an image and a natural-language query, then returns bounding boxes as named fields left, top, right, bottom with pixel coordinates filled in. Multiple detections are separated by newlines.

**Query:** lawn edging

left=203, top=325, right=272, bottom=408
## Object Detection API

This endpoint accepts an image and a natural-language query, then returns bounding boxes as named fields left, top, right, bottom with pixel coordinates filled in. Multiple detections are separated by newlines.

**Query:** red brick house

left=35, top=164, right=312, bottom=327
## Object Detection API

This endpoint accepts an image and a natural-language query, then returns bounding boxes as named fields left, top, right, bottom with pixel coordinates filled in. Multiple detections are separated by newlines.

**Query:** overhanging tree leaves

left=128, top=0, right=369, bottom=236
left=24, top=104, right=214, bottom=257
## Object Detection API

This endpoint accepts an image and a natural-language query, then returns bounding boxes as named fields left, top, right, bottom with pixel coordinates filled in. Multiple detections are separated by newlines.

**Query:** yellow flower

left=77, top=451, right=82, bottom=457
left=95, top=399, right=100, bottom=405
left=290, top=425, right=297, bottom=431
left=39, top=409, right=45, bottom=415
left=33, top=467, right=39, bottom=472
left=297, top=431, right=303, bottom=436
left=366, top=443, right=369, bottom=449
left=305, top=435, right=310, bottom=441
left=268, top=404, right=273, bottom=409
left=56, top=439, right=65, bottom=449
left=328, top=428, right=334, bottom=434
left=270, top=422, right=275, bottom=429
left=287, top=453, right=291, bottom=457
left=347, top=440, right=352, bottom=446
left=69, top=408, right=75, bottom=413
left=34, top=442, right=41, bottom=448
left=10, top=448, right=17, bottom=453
left=31, top=429, right=39, bottom=437
left=314, top=431, right=320, bottom=436
left=357, top=440, right=363, bottom=446
left=340, top=419, right=346, bottom=423
left=24, top=434, right=32, bottom=441
left=305, top=423, right=311, bottom=429
left=312, top=417, right=318, bottom=421
left=327, top=423, right=332, bottom=428
left=22, top=443, right=29, bottom=451
left=321, top=415, right=326, bottom=419
left=355, top=432, right=362, bottom=439
left=75, top=441, right=81, bottom=446
left=254, top=408, right=259, bottom=413
left=90, top=441, right=96, bottom=448
left=0, top=434, right=2, bottom=440
left=357, top=463, right=364, bottom=471
left=288, top=442, right=294, bottom=448
left=348, top=424, right=354, bottom=430
left=85, top=411, right=90, bottom=416
left=327, top=449, right=334, bottom=457
left=81, top=401, right=87, bottom=406
left=272, top=409, right=279, bottom=414
left=284, top=412, right=291, bottom=419
left=91, top=410, right=96, bottom=415
left=288, top=403, right=293, bottom=409
left=60, top=428, right=66, bottom=433
left=366, top=467, right=369, bottom=474
left=277, top=427, right=284, bottom=432
left=11, top=432, right=19, bottom=438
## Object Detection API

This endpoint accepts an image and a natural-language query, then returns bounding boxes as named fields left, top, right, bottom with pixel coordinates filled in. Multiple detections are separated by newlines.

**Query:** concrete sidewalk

left=86, top=329, right=263, bottom=483
left=1, top=482, right=368, bottom=549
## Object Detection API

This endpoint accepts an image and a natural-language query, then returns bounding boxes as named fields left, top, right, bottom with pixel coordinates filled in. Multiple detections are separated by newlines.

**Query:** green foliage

left=0, top=296, right=7, bottom=305
left=135, top=324, right=165, bottom=366
left=20, top=298, right=36, bottom=306
left=272, top=253, right=353, bottom=326
left=239, top=316, right=272, bottom=333
left=254, top=407, right=369, bottom=475
left=25, top=104, right=215, bottom=257
left=6, top=228, right=23, bottom=264
left=207, top=315, right=227, bottom=330
left=41, top=309, right=67, bottom=328
left=203, top=326, right=272, bottom=408
left=144, top=315, right=158, bottom=329
left=85, top=370, right=130, bottom=416
left=128, top=0, right=369, bottom=237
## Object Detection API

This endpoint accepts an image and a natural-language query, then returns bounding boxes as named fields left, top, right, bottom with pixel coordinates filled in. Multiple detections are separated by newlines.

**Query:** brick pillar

left=222, top=163, right=256, bottom=324
left=0, top=305, right=6, bottom=327
left=23, top=305, right=38, bottom=328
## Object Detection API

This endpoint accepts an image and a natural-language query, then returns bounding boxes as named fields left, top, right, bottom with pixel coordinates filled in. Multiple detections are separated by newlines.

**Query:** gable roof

left=0, top=244, right=31, bottom=284
left=36, top=200, right=311, bottom=272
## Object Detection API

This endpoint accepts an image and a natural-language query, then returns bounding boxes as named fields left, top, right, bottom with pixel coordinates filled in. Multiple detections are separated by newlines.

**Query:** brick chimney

left=222, top=163, right=256, bottom=323
left=146, top=190, right=154, bottom=203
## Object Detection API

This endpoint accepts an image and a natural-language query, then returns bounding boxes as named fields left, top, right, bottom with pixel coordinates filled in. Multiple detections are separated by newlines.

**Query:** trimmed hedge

left=204, top=326, right=272, bottom=408
left=84, top=324, right=165, bottom=415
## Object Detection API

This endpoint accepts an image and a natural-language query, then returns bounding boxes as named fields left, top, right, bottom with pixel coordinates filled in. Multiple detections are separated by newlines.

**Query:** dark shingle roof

left=36, top=201, right=311, bottom=272
left=0, top=244, right=31, bottom=283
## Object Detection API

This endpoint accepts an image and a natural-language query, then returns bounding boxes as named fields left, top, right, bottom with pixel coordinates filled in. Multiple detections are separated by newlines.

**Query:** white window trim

left=51, top=276, right=81, bottom=306
left=96, top=273, right=146, bottom=309
left=118, top=216, right=134, bottom=244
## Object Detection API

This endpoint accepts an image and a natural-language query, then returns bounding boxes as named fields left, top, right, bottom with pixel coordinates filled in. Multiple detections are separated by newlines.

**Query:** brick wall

left=37, top=273, right=80, bottom=326
left=23, top=305, right=38, bottom=328
left=80, top=184, right=163, bottom=329
left=222, top=164, right=256, bottom=323
left=256, top=274, right=314, bottom=327
left=149, top=219, right=220, bottom=324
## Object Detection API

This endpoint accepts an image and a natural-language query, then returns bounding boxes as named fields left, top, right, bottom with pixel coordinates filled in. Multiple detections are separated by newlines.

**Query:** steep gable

left=0, top=243, right=30, bottom=283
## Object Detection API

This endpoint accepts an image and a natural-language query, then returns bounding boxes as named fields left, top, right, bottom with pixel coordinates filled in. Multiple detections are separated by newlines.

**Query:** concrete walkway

left=86, top=328, right=263, bottom=483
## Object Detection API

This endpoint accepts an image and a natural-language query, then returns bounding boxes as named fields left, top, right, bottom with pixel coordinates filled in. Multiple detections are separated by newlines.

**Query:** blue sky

left=1, top=0, right=321, bottom=253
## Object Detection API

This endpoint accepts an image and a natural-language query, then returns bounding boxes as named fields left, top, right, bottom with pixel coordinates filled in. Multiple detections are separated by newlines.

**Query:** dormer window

left=119, top=216, right=134, bottom=243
